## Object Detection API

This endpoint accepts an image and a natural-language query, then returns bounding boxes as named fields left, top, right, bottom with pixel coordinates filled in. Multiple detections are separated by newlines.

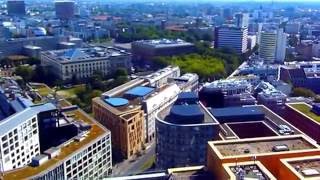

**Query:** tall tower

left=55, top=0, right=75, bottom=20
left=215, top=26, right=248, bottom=54
left=235, top=13, right=249, bottom=28
left=259, top=28, right=287, bottom=64
left=7, top=0, right=26, bottom=16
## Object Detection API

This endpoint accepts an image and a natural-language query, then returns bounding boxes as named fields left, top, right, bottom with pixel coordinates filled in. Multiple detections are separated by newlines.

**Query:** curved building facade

left=155, top=92, right=219, bottom=169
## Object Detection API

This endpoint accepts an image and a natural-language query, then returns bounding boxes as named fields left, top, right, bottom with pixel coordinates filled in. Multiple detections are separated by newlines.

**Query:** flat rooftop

left=210, top=106, right=264, bottom=119
left=210, top=135, right=318, bottom=157
left=158, top=102, right=219, bottom=125
left=282, top=156, right=320, bottom=179
left=288, top=103, right=320, bottom=123
left=3, top=87, right=108, bottom=179
left=134, top=39, right=194, bottom=48
left=218, top=105, right=302, bottom=140
left=168, top=166, right=214, bottom=179
left=223, top=161, right=276, bottom=180
left=226, top=121, right=278, bottom=139
left=42, top=46, right=130, bottom=63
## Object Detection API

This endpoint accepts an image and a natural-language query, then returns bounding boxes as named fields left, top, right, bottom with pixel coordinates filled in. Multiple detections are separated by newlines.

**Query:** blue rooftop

left=105, top=97, right=129, bottom=107
left=175, top=92, right=198, bottom=105
left=168, top=104, right=204, bottom=124
left=178, top=92, right=198, bottom=99
left=124, top=86, right=154, bottom=97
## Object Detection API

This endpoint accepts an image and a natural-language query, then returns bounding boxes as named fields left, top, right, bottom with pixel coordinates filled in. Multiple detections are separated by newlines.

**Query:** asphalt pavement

left=111, top=143, right=155, bottom=176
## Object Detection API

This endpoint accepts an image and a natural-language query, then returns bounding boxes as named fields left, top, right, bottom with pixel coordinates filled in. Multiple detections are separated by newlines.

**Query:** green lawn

left=56, top=84, right=85, bottom=99
left=290, top=103, right=320, bottom=122
left=139, top=155, right=155, bottom=172
left=31, top=84, right=53, bottom=97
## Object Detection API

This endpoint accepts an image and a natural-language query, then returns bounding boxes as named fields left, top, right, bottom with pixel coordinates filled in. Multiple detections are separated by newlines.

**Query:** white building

left=276, top=28, right=287, bottom=63
left=41, top=46, right=132, bottom=81
left=285, top=22, right=300, bottom=34
left=142, top=66, right=180, bottom=88
left=247, top=35, right=257, bottom=50
left=143, top=84, right=181, bottom=142
left=235, top=13, right=249, bottom=28
left=0, top=108, right=40, bottom=172
left=259, top=28, right=287, bottom=63
left=32, top=130, right=112, bottom=179
left=2, top=103, right=113, bottom=179
left=312, top=41, right=320, bottom=58
left=215, top=26, right=248, bottom=54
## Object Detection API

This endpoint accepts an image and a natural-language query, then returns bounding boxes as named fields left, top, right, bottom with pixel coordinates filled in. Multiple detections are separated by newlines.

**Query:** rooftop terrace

left=134, top=39, right=193, bottom=48
left=3, top=86, right=108, bottom=179
left=288, top=103, right=320, bottom=123
left=283, top=156, right=320, bottom=179
left=210, top=135, right=318, bottom=157
left=223, top=161, right=276, bottom=180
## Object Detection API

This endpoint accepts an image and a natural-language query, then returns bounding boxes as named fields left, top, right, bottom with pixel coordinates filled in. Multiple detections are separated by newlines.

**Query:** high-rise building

left=156, top=92, right=219, bottom=169
left=222, top=8, right=232, bottom=20
left=235, top=13, right=249, bottom=28
left=215, top=26, right=248, bottom=54
left=259, top=28, right=287, bottom=63
left=7, top=0, right=26, bottom=16
left=285, top=22, right=301, bottom=34
left=55, top=0, right=75, bottom=20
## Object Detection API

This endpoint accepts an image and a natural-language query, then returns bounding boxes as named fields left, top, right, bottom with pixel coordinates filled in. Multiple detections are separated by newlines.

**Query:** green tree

left=15, top=65, right=34, bottom=82
left=115, top=68, right=128, bottom=77
left=292, top=87, right=316, bottom=98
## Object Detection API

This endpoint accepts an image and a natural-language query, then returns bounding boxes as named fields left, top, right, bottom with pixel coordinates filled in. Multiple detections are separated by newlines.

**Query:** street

left=111, top=143, right=156, bottom=176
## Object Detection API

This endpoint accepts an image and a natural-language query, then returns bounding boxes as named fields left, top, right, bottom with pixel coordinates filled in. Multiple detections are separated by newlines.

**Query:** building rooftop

left=223, top=161, right=276, bottom=180
left=210, top=106, right=264, bottom=120
left=142, top=66, right=180, bottom=86
left=104, top=97, right=129, bottom=107
left=157, top=99, right=219, bottom=125
left=134, top=39, right=193, bottom=48
left=282, top=156, right=320, bottom=179
left=41, top=46, right=130, bottom=63
left=210, top=135, right=319, bottom=157
left=217, top=105, right=301, bottom=140
left=3, top=96, right=108, bottom=179
left=167, top=166, right=214, bottom=179
left=288, top=103, right=320, bottom=123
left=124, top=86, right=154, bottom=98
left=203, top=79, right=252, bottom=93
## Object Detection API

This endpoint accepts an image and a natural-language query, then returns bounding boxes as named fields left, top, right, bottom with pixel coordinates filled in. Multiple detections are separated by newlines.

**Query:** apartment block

left=215, top=26, right=248, bottom=54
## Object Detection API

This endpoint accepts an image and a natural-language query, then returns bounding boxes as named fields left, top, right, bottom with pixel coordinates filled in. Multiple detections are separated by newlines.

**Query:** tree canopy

left=155, top=54, right=225, bottom=81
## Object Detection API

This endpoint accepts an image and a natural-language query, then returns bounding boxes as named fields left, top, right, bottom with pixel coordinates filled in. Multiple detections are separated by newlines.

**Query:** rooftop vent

left=31, top=154, right=49, bottom=167
left=272, top=144, right=289, bottom=152
left=44, top=147, right=61, bottom=159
